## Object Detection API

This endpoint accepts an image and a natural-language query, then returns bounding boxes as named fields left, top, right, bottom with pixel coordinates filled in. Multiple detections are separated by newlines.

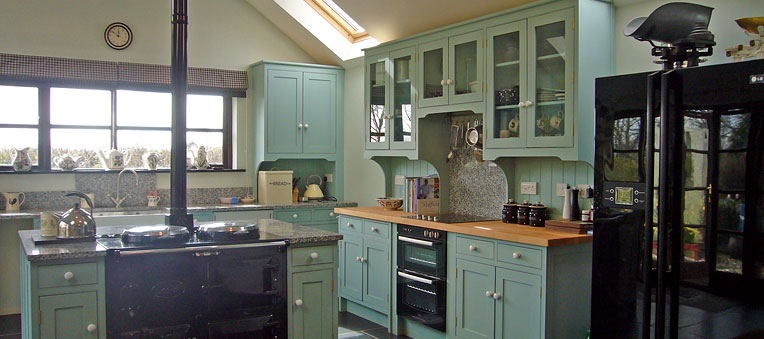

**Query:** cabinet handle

left=360, top=257, right=367, bottom=263
left=347, top=222, right=354, bottom=228
left=524, top=100, right=534, bottom=107
left=298, top=123, right=303, bottom=129
left=446, top=79, right=453, bottom=85
left=513, top=252, right=522, bottom=259
left=518, top=102, right=526, bottom=108
left=64, top=272, right=74, bottom=281
left=295, top=299, right=303, bottom=306
left=356, top=256, right=361, bottom=262
left=304, top=123, right=310, bottom=129
left=440, top=79, right=446, bottom=86
left=493, top=292, right=502, bottom=300
left=485, top=290, right=494, bottom=297
left=87, top=324, right=96, bottom=332
left=310, top=252, right=319, bottom=259
left=292, top=214, right=298, bottom=219
left=468, top=245, right=477, bottom=251
left=329, top=212, right=335, bottom=217
left=370, top=227, right=378, bottom=232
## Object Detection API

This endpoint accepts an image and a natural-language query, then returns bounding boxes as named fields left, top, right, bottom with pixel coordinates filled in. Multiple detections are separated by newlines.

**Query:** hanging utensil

left=466, top=118, right=483, bottom=149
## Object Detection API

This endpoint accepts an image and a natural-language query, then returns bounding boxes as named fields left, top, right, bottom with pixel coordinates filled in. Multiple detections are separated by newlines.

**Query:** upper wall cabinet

left=418, top=30, right=484, bottom=108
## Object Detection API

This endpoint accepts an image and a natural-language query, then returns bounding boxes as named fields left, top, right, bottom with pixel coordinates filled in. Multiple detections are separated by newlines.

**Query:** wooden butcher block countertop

left=334, top=206, right=592, bottom=247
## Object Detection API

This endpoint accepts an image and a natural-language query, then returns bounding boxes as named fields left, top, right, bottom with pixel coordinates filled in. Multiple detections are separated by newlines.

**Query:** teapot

left=54, top=154, right=82, bottom=171
left=187, top=143, right=209, bottom=169
left=2, top=192, right=26, bottom=211
left=304, top=174, right=324, bottom=200
left=97, top=149, right=130, bottom=170
left=142, top=152, right=159, bottom=170
left=12, top=147, right=32, bottom=172
left=54, top=192, right=96, bottom=239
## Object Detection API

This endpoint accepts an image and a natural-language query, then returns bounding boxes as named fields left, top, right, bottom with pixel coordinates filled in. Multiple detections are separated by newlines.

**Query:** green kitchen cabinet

left=193, top=211, right=214, bottom=222
left=495, top=268, right=542, bottom=339
left=361, top=238, right=391, bottom=310
left=273, top=207, right=340, bottom=232
left=39, top=292, right=98, bottom=339
left=455, top=259, right=496, bottom=339
left=418, top=30, right=484, bottom=108
left=288, top=243, right=339, bottom=339
left=338, top=232, right=363, bottom=301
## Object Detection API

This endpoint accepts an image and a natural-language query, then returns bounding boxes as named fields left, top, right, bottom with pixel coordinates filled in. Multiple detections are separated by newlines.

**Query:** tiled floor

left=0, top=312, right=405, bottom=339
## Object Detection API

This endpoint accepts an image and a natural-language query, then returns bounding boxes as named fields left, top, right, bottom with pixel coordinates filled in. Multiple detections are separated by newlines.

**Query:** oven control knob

left=64, top=272, right=74, bottom=281
left=87, top=324, right=96, bottom=332
left=512, top=252, right=522, bottom=259
left=295, top=299, right=303, bottom=306
left=493, top=292, right=502, bottom=300
left=310, top=252, right=319, bottom=259
left=485, top=290, right=494, bottom=297
left=469, top=245, right=477, bottom=251
left=371, top=227, right=378, bottom=232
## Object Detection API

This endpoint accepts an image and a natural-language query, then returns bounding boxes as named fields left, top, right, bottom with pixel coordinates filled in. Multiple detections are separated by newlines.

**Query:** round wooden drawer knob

left=513, top=252, right=522, bottom=259
left=469, top=245, right=477, bottom=251
left=87, top=324, right=96, bottom=332
left=295, top=299, right=303, bottom=306
left=310, top=252, right=319, bottom=259
left=485, top=290, right=493, bottom=297
left=292, top=214, right=298, bottom=219
left=371, top=227, right=378, bottom=232
left=64, top=272, right=74, bottom=280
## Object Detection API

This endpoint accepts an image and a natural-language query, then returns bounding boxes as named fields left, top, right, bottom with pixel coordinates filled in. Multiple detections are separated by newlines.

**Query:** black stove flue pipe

left=167, top=0, right=194, bottom=230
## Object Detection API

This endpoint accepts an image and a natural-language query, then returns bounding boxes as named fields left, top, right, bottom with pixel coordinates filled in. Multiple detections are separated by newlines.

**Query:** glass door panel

left=390, top=47, right=416, bottom=150
left=449, top=30, right=484, bottom=104
left=366, top=55, right=389, bottom=150
left=527, top=9, right=573, bottom=148
left=486, top=21, right=526, bottom=148
left=418, top=38, right=448, bottom=107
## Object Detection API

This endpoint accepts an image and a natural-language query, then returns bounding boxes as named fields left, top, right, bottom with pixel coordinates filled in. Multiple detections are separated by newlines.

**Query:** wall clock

left=104, top=22, right=132, bottom=50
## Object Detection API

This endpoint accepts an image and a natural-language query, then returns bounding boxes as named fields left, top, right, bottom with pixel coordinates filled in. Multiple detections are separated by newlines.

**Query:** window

left=305, top=0, right=369, bottom=43
left=0, top=83, right=234, bottom=171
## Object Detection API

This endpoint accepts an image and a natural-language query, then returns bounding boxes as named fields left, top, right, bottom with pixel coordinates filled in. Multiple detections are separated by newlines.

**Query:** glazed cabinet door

left=455, top=259, right=496, bottom=339
left=527, top=9, right=574, bottom=148
left=292, top=269, right=334, bottom=339
left=389, top=47, right=417, bottom=150
left=362, top=237, right=390, bottom=311
left=339, top=233, right=364, bottom=301
left=448, top=30, right=484, bottom=105
left=266, top=69, right=303, bottom=154
left=487, top=20, right=528, bottom=149
left=365, top=53, right=391, bottom=150
left=418, top=38, right=449, bottom=108
left=303, top=72, right=337, bottom=154
left=494, top=268, right=542, bottom=339
left=39, top=292, right=99, bottom=339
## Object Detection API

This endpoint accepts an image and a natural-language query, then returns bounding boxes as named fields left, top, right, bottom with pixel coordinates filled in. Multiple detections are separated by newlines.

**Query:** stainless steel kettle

left=55, top=192, right=96, bottom=239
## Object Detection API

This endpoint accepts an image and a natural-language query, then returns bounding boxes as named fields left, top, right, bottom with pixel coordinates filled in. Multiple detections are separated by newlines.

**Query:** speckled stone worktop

left=1, top=201, right=357, bottom=220
left=19, top=219, right=342, bottom=262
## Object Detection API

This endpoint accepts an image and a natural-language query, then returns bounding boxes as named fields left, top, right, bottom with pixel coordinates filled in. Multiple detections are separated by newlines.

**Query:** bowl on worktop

left=376, top=197, right=403, bottom=210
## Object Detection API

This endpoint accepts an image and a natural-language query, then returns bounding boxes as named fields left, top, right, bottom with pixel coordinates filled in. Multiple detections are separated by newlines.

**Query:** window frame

left=0, top=78, right=241, bottom=171
left=304, top=0, right=370, bottom=43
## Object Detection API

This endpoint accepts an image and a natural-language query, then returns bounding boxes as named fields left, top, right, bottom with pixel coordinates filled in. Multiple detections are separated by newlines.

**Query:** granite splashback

left=448, top=150, right=507, bottom=219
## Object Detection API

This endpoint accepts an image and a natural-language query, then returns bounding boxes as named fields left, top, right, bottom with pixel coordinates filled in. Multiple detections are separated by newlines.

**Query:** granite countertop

left=19, top=219, right=343, bottom=262
left=1, top=201, right=358, bottom=220
left=334, top=206, right=592, bottom=247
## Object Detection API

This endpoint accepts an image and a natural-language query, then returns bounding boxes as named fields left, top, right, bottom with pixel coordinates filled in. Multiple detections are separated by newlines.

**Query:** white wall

left=0, top=0, right=315, bottom=191
left=615, top=0, right=762, bottom=74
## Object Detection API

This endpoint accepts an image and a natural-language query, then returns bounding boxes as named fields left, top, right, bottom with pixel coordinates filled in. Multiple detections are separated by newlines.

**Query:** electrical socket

left=520, top=182, right=537, bottom=195
left=395, top=175, right=405, bottom=186
left=325, top=174, right=333, bottom=183
left=556, top=183, right=568, bottom=197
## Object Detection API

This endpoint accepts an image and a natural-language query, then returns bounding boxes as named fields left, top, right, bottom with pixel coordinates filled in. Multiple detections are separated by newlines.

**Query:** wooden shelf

left=495, top=60, right=521, bottom=67
left=537, top=53, right=565, bottom=61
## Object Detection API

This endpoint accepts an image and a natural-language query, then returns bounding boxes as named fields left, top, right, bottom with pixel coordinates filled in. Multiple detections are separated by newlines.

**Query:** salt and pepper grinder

left=570, top=188, right=581, bottom=220
left=562, top=185, right=572, bottom=219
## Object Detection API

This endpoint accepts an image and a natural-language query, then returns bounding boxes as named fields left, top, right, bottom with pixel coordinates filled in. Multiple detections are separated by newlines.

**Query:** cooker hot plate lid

left=197, top=221, right=260, bottom=240
left=121, top=225, right=190, bottom=244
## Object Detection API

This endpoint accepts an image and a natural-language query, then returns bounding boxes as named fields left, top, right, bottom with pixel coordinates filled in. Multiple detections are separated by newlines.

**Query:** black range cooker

left=97, top=222, right=288, bottom=339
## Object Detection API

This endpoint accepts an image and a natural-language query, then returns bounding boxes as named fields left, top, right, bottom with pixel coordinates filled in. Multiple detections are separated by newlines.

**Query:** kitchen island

left=18, top=219, right=342, bottom=338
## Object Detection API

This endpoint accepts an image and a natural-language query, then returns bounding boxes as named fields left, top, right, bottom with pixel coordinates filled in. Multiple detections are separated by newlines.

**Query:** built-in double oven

left=396, top=225, right=446, bottom=332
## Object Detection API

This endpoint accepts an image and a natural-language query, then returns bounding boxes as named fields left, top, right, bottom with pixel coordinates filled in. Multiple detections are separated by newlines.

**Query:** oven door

left=396, top=269, right=446, bottom=332
left=397, top=235, right=446, bottom=277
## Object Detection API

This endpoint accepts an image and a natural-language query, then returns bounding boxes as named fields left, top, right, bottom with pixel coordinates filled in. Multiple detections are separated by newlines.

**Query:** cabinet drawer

left=274, top=209, right=312, bottom=223
left=292, top=245, right=335, bottom=267
left=312, top=208, right=338, bottom=222
left=363, top=220, right=390, bottom=239
left=37, top=262, right=98, bottom=289
left=455, top=236, right=495, bottom=260
left=497, top=243, right=543, bottom=269
left=338, top=216, right=363, bottom=233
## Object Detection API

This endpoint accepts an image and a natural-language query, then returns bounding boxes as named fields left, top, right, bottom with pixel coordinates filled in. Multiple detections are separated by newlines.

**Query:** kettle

left=54, top=192, right=96, bottom=239
left=304, top=174, right=324, bottom=200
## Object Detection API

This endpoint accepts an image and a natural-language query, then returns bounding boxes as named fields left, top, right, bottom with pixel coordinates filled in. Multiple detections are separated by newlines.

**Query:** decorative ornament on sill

left=187, top=143, right=209, bottom=170
left=142, top=152, right=159, bottom=171
left=12, top=147, right=32, bottom=172
left=97, top=149, right=130, bottom=170
left=54, top=154, right=82, bottom=171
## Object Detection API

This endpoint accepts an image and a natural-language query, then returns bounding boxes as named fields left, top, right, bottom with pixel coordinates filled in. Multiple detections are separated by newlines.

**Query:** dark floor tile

left=338, top=312, right=384, bottom=333
left=0, top=314, right=21, bottom=336
left=362, top=326, right=409, bottom=338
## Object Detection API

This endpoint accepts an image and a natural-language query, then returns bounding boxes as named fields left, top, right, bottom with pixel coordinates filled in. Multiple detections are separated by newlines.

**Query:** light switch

left=395, top=175, right=405, bottom=186
left=325, top=174, right=333, bottom=183
left=520, top=182, right=537, bottom=195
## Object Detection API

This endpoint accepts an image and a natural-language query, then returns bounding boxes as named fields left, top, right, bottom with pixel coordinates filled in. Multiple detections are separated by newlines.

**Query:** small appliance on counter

left=303, top=174, right=325, bottom=200
left=397, top=224, right=446, bottom=332
left=32, top=192, right=97, bottom=243
left=257, top=170, right=293, bottom=204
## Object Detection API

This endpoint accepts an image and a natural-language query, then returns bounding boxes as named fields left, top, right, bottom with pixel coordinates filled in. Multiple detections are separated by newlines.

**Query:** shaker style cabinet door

left=303, top=72, right=337, bottom=154
left=266, top=70, right=303, bottom=154
left=362, top=238, right=390, bottom=311
left=39, top=292, right=98, bottom=339
left=494, top=268, right=542, bottom=339
left=339, top=233, right=364, bottom=301
left=487, top=20, right=528, bottom=149
left=455, top=259, right=496, bottom=339
left=292, top=270, right=334, bottom=339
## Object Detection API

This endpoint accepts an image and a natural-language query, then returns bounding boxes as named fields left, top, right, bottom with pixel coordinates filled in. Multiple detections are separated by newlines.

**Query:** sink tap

left=110, top=168, right=139, bottom=208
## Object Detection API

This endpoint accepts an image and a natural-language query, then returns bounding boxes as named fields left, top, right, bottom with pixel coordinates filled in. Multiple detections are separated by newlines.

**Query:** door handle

left=397, top=271, right=433, bottom=285
left=397, top=235, right=433, bottom=246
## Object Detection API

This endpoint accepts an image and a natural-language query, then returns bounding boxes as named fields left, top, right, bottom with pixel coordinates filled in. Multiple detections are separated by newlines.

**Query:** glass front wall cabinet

left=448, top=30, right=484, bottom=105
left=418, top=38, right=448, bottom=108
left=487, top=20, right=527, bottom=148
left=366, top=54, right=389, bottom=150
left=390, top=47, right=416, bottom=150
left=527, top=9, right=574, bottom=148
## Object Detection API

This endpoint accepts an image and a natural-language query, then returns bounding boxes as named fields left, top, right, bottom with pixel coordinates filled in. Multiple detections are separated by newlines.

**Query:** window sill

left=0, top=168, right=246, bottom=174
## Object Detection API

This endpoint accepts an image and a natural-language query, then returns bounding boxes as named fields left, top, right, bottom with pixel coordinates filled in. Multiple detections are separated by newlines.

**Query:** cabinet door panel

left=303, top=72, right=337, bottom=154
left=339, top=233, right=363, bottom=301
left=40, top=292, right=98, bottom=339
left=487, top=21, right=527, bottom=149
left=449, top=30, right=484, bottom=104
left=418, top=38, right=449, bottom=107
left=390, top=47, right=416, bottom=150
left=366, top=53, right=390, bottom=150
left=362, top=238, right=390, bottom=310
left=292, top=270, right=334, bottom=339
left=455, top=259, right=495, bottom=339
left=495, top=268, right=542, bottom=339
left=527, top=9, right=574, bottom=148
left=267, top=69, right=303, bottom=154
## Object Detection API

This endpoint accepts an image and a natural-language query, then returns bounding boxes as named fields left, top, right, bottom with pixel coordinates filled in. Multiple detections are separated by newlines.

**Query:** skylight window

left=305, top=0, right=370, bottom=43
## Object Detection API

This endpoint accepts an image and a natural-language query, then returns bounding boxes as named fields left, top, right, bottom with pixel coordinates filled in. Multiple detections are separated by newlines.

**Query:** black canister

left=528, top=201, right=547, bottom=227
left=517, top=200, right=531, bottom=225
left=502, top=199, right=518, bottom=223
